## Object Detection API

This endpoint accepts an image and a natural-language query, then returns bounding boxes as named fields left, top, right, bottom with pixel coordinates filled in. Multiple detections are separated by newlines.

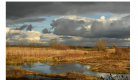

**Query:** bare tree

left=29, top=41, right=36, bottom=48
left=37, top=44, right=39, bottom=47
left=49, top=38, right=57, bottom=48
left=6, top=41, right=11, bottom=47
left=18, top=41, right=23, bottom=48
left=112, top=43, right=117, bottom=48
left=40, top=44, right=42, bottom=47
left=95, top=40, right=107, bottom=51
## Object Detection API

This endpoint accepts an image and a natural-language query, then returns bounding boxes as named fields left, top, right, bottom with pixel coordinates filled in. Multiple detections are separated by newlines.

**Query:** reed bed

left=6, top=48, right=90, bottom=65
left=6, top=48, right=89, bottom=56
left=6, top=47, right=130, bottom=74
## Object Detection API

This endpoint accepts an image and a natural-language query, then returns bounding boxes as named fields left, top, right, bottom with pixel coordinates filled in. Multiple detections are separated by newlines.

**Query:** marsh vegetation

left=6, top=39, right=130, bottom=80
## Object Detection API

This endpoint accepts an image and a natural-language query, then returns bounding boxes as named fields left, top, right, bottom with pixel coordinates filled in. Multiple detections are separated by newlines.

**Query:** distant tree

left=6, top=41, right=11, bottom=47
left=68, top=45, right=77, bottom=50
left=112, top=43, right=117, bottom=48
left=14, top=44, right=17, bottom=47
left=25, top=45, right=28, bottom=47
left=29, top=41, right=36, bottom=48
left=18, top=41, right=23, bottom=48
left=49, top=38, right=57, bottom=48
left=79, top=46, right=84, bottom=49
left=95, top=40, right=107, bottom=51
left=37, top=44, right=39, bottom=47
left=40, top=44, right=42, bottom=47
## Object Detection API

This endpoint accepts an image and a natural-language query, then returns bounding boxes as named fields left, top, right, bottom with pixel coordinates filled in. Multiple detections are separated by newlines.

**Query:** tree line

left=6, top=39, right=118, bottom=50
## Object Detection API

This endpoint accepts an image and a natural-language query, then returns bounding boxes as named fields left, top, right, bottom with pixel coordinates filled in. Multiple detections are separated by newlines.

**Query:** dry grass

left=6, top=48, right=90, bottom=64
left=102, top=47, right=130, bottom=60
left=76, top=47, right=130, bottom=74
left=6, top=68, right=100, bottom=80
left=6, top=47, right=130, bottom=74
left=54, top=43, right=70, bottom=50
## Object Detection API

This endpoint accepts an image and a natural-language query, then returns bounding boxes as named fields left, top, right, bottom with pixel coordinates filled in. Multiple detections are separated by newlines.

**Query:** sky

left=6, top=2, right=130, bottom=47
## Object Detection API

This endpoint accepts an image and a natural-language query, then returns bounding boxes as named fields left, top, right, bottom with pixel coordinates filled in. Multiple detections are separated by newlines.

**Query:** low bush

left=78, top=46, right=84, bottom=49
left=112, top=43, right=117, bottom=48
left=68, top=45, right=77, bottom=50
left=91, top=47, right=98, bottom=51
left=95, top=40, right=107, bottom=51
left=115, top=47, right=130, bottom=55
left=54, top=43, right=69, bottom=50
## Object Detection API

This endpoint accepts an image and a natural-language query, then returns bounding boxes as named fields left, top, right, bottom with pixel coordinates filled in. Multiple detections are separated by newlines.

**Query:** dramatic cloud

left=6, top=2, right=130, bottom=46
left=51, top=15, right=130, bottom=38
left=59, top=35, right=130, bottom=47
left=42, top=28, right=51, bottom=34
left=6, top=27, right=60, bottom=45
left=51, top=16, right=94, bottom=36
left=6, top=18, right=46, bottom=26
left=6, top=27, right=130, bottom=46
left=14, top=24, right=34, bottom=31
left=90, top=16, right=130, bottom=38
left=26, top=24, right=33, bottom=31
left=6, top=2, right=129, bottom=19
left=15, top=24, right=28, bottom=30
left=6, top=27, right=10, bottom=35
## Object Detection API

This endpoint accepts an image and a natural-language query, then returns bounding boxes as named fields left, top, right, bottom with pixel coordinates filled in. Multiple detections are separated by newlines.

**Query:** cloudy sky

left=6, top=2, right=130, bottom=47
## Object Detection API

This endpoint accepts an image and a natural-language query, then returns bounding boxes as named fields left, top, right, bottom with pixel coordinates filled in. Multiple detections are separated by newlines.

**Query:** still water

left=7, top=61, right=130, bottom=80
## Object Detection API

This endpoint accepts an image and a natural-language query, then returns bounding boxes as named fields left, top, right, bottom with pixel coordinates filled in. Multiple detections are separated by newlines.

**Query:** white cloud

left=9, top=29, right=25, bottom=34
left=100, top=16, right=105, bottom=20
left=25, top=30, right=42, bottom=37
left=51, top=15, right=130, bottom=38
left=119, top=38, right=130, bottom=41
left=6, top=27, right=10, bottom=35
left=70, top=36, right=83, bottom=41
left=6, top=28, right=60, bottom=45
left=56, top=15, right=95, bottom=23
left=85, top=25, right=91, bottom=31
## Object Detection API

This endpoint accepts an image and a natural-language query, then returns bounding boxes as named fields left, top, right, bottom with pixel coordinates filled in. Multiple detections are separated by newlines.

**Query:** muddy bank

left=6, top=67, right=100, bottom=80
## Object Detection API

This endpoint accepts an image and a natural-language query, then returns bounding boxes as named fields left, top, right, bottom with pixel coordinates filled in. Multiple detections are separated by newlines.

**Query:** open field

left=6, top=47, right=130, bottom=74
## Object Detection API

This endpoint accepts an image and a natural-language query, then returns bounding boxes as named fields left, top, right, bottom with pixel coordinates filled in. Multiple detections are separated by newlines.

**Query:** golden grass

left=6, top=68, right=100, bottom=80
left=6, top=47, right=130, bottom=74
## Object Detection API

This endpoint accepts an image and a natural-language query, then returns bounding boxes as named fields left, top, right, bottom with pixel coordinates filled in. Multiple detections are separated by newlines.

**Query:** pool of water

left=25, top=75, right=70, bottom=80
left=6, top=61, right=130, bottom=80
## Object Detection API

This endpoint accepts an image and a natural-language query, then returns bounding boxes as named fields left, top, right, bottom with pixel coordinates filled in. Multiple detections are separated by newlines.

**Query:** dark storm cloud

left=6, top=29, right=25, bottom=39
left=90, top=19, right=130, bottom=38
left=15, top=24, right=34, bottom=31
left=6, top=2, right=130, bottom=19
left=59, top=36, right=130, bottom=47
left=15, top=24, right=28, bottom=30
left=59, top=36, right=72, bottom=39
left=50, top=15, right=130, bottom=38
left=42, top=28, right=51, bottom=34
left=6, top=18, right=46, bottom=26
left=26, top=24, right=33, bottom=31
left=50, top=16, right=93, bottom=36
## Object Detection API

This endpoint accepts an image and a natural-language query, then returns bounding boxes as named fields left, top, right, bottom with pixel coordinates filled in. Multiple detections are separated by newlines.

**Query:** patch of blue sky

left=7, top=13, right=119, bottom=32
left=24, top=16, right=61, bottom=32
left=80, top=12, right=116, bottom=19
left=75, top=27, right=82, bottom=30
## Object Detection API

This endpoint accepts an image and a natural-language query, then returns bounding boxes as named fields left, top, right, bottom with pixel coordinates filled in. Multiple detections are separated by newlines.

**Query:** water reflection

left=6, top=61, right=130, bottom=80
left=25, top=75, right=70, bottom=80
